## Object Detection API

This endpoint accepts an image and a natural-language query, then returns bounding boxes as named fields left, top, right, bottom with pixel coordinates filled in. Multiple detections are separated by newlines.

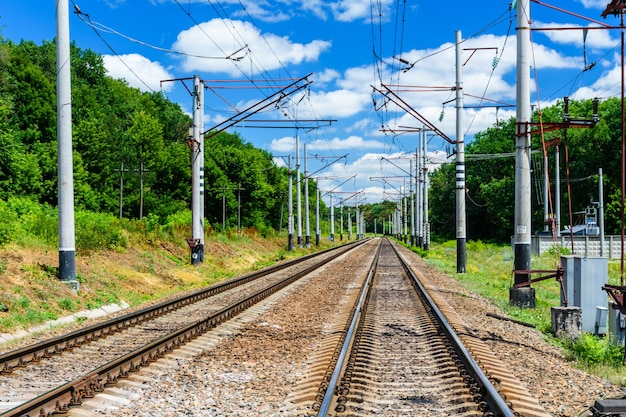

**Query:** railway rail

left=0, top=240, right=366, bottom=417
left=0, top=237, right=554, bottom=416
left=288, top=238, right=550, bottom=416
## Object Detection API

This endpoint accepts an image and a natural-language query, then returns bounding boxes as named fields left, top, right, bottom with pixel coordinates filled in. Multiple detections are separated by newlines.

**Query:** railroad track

left=0, top=240, right=366, bottom=417
left=1, top=238, right=554, bottom=417
left=288, top=238, right=551, bottom=417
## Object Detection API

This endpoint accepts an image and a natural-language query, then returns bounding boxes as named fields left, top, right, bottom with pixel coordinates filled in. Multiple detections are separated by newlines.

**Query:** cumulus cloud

left=270, top=135, right=386, bottom=153
left=533, top=21, right=616, bottom=49
left=578, top=0, right=611, bottom=9
left=172, top=18, right=331, bottom=76
left=311, top=135, right=387, bottom=150
left=305, top=89, right=371, bottom=118
left=102, top=54, right=174, bottom=92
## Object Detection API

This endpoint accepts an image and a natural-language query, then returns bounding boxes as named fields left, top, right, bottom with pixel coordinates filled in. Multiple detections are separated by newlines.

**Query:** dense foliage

left=0, top=37, right=294, bottom=233
left=1, top=36, right=621, bottom=244
left=429, top=97, right=622, bottom=243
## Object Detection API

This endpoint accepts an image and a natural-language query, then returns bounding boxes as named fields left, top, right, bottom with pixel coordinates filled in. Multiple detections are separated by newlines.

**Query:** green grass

left=417, top=239, right=626, bottom=385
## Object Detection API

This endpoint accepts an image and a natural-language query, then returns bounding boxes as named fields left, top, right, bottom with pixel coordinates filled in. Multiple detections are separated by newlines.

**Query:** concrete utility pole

left=116, top=162, right=126, bottom=218
left=416, top=146, right=422, bottom=246
left=410, top=158, right=415, bottom=246
left=455, top=30, right=467, bottom=273
left=403, top=180, right=408, bottom=243
left=422, top=130, right=430, bottom=250
left=315, top=187, right=320, bottom=246
left=57, top=0, right=76, bottom=287
left=599, top=168, right=605, bottom=257
left=340, top=203, right=344, bottom=241
left=190, top=74, right=205, bottom=264
left=512, top=0, right=534, bottom=307
left=304, top=144, right=311, bottom=247
left=555, top=144, right=561, bottom=237
left=348, top=208, right=352, bottom=240
left=329, top=193, right=335, bottom=241
left=296, top=135, right=303, bottom=246
left=288, top=155, right=294, bottom=251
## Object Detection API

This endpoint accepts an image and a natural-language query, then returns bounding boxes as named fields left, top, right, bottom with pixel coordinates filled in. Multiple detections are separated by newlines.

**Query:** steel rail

left=1, top=239, right=369, bottom=417
left=390, top=241, right=516, bottom=417
left=0, top=240, right=361, bottom=374
left=315, top=239, right=381, bottom=416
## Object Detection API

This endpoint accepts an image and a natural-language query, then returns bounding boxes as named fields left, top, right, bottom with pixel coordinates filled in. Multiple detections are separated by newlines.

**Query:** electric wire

left=77, top=18, right=243, bottom=60
left=72, top=2, right=154, bottom=93
left=403, top=9, right=512, bottom=71
left=464, top=9, right=514, bottom=136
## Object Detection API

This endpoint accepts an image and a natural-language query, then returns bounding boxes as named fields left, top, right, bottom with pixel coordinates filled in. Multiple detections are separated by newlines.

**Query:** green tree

left=126, top=110, right=164, bottom=219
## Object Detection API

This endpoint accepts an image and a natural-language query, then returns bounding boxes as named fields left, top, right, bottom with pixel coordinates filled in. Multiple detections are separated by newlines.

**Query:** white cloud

left=102, top=54, right=173, bottom=92
left=172, top=18, right=331, bottom=76
left=306, top=89, right=370, bottom=118
left=578, top=0, right=611, bottom=9
left=270, top=136, right=297, bottom=153
left=533, top=21, right=616, bottom=49
left=331, top=0, right=374, bottom=22
left=312, top=68, right=341, bottom=86
left=310, top=135, right=386, bottom=150
left=270, top=134, right=386, bottom=153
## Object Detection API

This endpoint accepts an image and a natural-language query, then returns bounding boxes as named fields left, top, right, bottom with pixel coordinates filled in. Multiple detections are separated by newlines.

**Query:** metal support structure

left=56, top=0, right=77, bottom=286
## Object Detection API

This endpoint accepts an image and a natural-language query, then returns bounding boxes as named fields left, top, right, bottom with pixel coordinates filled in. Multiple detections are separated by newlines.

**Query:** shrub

left=75, top=211, right=128, bottom=251
left=563, top=333, right=624, bottom=367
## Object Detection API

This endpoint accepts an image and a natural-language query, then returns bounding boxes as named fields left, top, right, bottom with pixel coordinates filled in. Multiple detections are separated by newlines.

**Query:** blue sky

left=1, top=0, right=623, bottom=204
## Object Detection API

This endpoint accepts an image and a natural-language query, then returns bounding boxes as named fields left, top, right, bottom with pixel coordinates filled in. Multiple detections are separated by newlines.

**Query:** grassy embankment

left=0, top=197, right=336, bottom=335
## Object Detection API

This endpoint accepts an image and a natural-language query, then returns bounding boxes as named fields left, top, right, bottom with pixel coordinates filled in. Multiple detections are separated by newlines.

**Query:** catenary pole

left=599, top=168, right=605, bottom=257
left=330, top=193, right=335, bottom=241
left=410, top=158, right=415, bottom=246
left=190, top=75, right=205, bottom=264
left=422, top=129, right=430, bottom=250
left=512, top=0, right=534, bottom=305
left=56, top=0, right=76, bottom=286
left=288, top=155, right=294, bottom=251
left=416, top=147, right=421, bottom=246
left=315, top=187, right=320, bottom=245
left=304, top=144, right=311, bottom=247
left=340, top=203, right=344, bottom=240
left=296, top=135, right=303, bottom=246
left=455, top=30, right=467, bottom=272
left=555, top=144, right=561, bottom=237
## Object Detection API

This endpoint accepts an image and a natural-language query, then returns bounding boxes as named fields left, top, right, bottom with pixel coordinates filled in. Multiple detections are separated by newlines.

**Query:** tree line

left=428, top=97, right=622, bottom=243
left=0, top=37, right=297, bottom=234
left=1, top=36, right=619, bottom=244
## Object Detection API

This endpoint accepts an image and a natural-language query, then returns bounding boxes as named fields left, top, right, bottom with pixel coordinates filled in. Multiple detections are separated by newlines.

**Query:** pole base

left=509, top=286, right=536, bottom=308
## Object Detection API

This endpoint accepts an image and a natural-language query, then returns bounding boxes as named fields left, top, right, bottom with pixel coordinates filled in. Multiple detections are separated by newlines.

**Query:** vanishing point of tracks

left=0, top=238, right=550, bottom=417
